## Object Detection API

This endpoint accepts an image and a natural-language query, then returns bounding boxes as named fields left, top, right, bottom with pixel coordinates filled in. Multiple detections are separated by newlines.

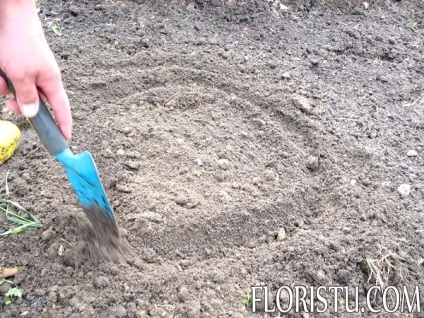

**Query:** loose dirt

left=0, top=0, right=423, bottom=317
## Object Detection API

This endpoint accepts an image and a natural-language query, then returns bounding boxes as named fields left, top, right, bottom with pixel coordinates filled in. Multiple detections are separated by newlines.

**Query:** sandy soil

left=0, top=0, right=423, bottom=317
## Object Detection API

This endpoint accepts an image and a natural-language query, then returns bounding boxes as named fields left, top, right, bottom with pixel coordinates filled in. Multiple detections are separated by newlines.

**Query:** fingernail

left=22, top=103, right=39, bottom=118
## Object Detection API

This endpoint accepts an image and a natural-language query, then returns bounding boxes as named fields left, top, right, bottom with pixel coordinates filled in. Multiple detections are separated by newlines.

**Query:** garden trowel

left=0, top=71, right=118, bottom=234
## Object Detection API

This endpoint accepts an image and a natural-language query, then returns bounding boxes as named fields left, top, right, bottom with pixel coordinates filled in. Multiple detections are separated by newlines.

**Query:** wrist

left=0, top=0, right=39, bottom=31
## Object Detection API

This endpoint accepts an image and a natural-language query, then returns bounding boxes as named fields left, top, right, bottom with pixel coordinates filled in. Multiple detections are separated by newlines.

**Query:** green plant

left=0, top=198, right=42, bottom=236
left=51, top=25, right=62, bottom=36
left=410, top=21, right=419, bottom=28
left=4, top=286, right=23, bottom=305
left=0, top=279, right=23, bottom=305
left=1, top=173, right=42, bottom=236
left=242, top=291, right=251, bottom=307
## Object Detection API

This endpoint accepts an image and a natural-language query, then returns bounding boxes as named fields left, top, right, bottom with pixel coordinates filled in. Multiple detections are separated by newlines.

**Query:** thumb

left=12, top=78, right=40, bottom=118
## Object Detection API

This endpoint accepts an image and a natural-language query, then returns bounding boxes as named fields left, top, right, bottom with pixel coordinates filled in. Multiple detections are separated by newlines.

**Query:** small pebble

left=397, top=184, right=411, bottom=198
left=41, top=227, right=55, bottom=241
left=310, top=59, right=319, bottom=66
left=125, top=161, right=141, bottom=170
left=342, top=227, right=351, bottom=234
left=252, top=118, right=266, bottom=128
left=407, top=150, right=418, bottom=157
left=116, top=183, right=132, bottom=193
left=126, top=150, right=141, bottom=158
left=240, top=131, right=249, bottom=138
left=68, top=5, right=81, bottom=16
left=194, top=158, right=204, bottom=166
left=252, top=177, right=261, bottom=185
left=175, top=194, right=188, bottom=206
left=281, top=72, right=291, bottom=80
left=218, top=159, right=230, bottom=170
left=116, top=149, right=125, bottom=156
left=306, top=156, right=319, bottom=171
left=178, top=286, right=190, bottom=302
left=292, top=95, right=312, bottom=114
left=277, top=228, right=286, bottom=241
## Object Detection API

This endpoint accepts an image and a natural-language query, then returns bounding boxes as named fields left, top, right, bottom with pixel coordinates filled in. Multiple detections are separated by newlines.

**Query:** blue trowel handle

left=0, top=71, right=68, bottom=156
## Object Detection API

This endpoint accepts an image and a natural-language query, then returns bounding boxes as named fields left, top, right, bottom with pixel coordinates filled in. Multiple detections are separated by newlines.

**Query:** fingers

left=38, top=73, right=72, bottom=140
left=10, top=75, right=39, bottom=118
left=2, top=67, right=72, bottom=140
left=0, top=76, right=10, bottom=95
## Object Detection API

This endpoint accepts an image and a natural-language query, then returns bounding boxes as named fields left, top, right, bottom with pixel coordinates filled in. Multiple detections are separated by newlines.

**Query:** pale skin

left=0, top=0, right=72, bottom=139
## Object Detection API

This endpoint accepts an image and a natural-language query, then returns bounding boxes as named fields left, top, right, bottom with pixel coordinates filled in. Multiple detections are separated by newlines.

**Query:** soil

left=1, top=0, right=423, bottom=317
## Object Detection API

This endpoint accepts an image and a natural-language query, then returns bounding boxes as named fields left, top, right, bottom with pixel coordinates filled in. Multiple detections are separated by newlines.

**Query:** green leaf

left=6, top=287, right=23, bottom=298
left=51, top=25, right=62, bottom=36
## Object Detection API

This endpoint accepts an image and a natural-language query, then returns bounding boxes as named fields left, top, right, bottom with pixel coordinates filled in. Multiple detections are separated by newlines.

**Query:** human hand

left=0, top=1, right=72, bottom=139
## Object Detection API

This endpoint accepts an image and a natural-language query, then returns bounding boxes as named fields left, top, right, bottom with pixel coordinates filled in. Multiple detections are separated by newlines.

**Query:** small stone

left=218, top=159, right=231, bottom=170
left=214, top=173, right=225, bottom=182
left=60, top=52, right=71, bottom=60
left=292, top=95, right=312, bottom=114
left=306, top=156, right=319, bottom=171
left=194, top=158, right=204, bottom=166
left=41, top=227, right=55, bottom=241
left=388, top=37, right=396, bottom=45
left=116, top=183, right=132, bottom=193
left=231, top=182, right=240, bottom=189
left=342, top=227, right=351, bottom=234
left=252, top=177, right=261, bottom=185
left=363, top=1, right=369, bottom=9
left=116, top=149, right=125, bottom=156
left=127, top=150, right=141, bottom=159
left=281, top=72, right=291, bottom=80
left=277, top=228, right=286, bottom=241
left=68, top=5, right=81, bottom=16
left=175, top=194, right=188, bottom=206
left=400, top=163, right=409, bottom=169
left=310, top=59, right=319, bottom=66
left=407, top=150, right=418, bottom=157
left=178, top=286, right=190, bottom=302
left=240, top=131, right=249, bottom=138
left=397, top=184, right=411, bottom=198
left=252, top=118, right=266, bottom=128
left=125, top=161, right=141, bottom=170
left=58, top=245, right=64, bottom=256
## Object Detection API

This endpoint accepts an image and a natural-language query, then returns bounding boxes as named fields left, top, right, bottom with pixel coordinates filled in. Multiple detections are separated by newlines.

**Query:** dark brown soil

left=1, top=0, right=423, bottom=317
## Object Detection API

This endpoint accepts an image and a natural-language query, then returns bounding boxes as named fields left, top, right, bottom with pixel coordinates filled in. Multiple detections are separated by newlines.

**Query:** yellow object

left=0, top=120, right=21, bottom=165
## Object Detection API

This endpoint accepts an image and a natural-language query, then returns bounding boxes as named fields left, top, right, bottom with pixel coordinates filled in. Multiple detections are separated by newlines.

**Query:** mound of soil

left=1, top=0, right=423, bottom=317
